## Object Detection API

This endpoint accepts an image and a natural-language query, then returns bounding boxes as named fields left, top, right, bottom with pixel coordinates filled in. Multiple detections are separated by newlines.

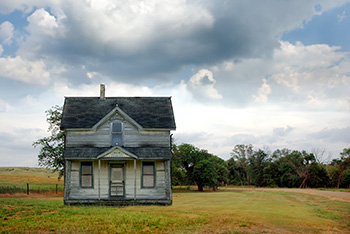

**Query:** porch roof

left=63, top=146, right=173, bottom=160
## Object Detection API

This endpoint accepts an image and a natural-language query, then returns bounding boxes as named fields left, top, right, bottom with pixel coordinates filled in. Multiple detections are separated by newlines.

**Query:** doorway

left=109, top=164, right=124, bottom=197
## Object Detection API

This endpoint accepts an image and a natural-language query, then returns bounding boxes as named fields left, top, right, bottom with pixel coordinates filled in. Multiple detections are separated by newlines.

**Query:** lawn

left=1, top=190, right=349, bottom=233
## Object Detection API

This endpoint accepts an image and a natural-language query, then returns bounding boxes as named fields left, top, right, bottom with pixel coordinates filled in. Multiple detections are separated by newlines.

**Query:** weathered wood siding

left=66, top=159, right=170, bottom=200
left=65, top=113, right=170, bottom=147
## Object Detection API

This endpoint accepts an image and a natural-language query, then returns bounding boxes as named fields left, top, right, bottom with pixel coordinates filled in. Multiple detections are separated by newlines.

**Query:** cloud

left=0, top=0, right=53, bottom=14
left=0, top=1, right=350, bottom=166
left=337, top=10, right=347, bottom=22
left=0, top=56, right=50, bottom=85
left=26, top=8, right=60, bottom=35
left=310, top=127, right=350, bottom=143
left=186, top=69, right=222, bottom=101
left=253, top=78, right=271, bottom=103
left=0, top=99, right=14, bottom=112
left=212, top=40, right=350, bottom=110
left=9, top=1, right=348, bottom=85
left=0, top=21, right=14, bottom=45
left=273, top=125, right=295, bottom=137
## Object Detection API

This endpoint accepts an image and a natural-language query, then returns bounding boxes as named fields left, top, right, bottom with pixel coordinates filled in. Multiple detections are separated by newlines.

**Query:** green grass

left=1, top=190, right=349, bottom=233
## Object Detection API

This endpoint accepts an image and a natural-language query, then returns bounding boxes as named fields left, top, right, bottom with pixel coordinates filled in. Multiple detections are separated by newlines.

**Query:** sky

left=0, top=0, right=349, bottom=167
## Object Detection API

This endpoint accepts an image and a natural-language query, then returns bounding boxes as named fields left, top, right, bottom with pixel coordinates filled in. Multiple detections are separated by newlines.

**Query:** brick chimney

left=100, top=84, right=106, bottom=99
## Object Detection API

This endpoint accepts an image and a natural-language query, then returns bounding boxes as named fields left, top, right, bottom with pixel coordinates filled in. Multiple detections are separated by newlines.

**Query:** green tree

left=230, top=144, right=254, bottom=185
left=249, top=149, right=269, bottom=187
left=172, top=143, right=227, bottom=191
left=32, top=105, right=64, bottom=178
left=331, top=148, right=350, bottom=188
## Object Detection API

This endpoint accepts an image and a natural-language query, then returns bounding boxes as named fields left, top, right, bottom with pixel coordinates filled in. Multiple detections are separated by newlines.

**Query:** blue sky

left=0, top=0, right=349, bottom=167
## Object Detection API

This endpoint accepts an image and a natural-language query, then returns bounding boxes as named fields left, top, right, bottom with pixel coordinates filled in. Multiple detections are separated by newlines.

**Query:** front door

left=110, top=165, right=124, bottom=197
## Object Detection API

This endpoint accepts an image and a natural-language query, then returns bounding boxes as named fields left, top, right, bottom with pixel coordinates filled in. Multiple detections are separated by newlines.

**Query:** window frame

left=111, top=122, right=123, bottom=146
left=80, top=161, right=94, bottom=188
left=141, top=161, right=156, bottom=188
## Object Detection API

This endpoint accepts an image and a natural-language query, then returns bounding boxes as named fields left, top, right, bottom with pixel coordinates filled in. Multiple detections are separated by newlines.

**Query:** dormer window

left=111, top=122, right=123, bottom=146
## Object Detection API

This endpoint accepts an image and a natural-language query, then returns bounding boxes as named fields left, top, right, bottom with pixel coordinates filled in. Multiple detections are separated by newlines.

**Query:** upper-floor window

left=111, top=122, right=123, bottom=146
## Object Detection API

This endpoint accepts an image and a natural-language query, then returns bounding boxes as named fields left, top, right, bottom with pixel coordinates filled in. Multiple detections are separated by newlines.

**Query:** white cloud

left=253, top=78, right=271, bottom=103
left=26, top=8, right=66, bottom=38
left=52, top=81, right=155, bottom=98
left=0, top=99, right=14, bottom=112
left=0, top=56, right=50, bottom=85
left=337, top=10, right=347, bottom=22
left=186, top=69, right=223, bottom=100
left=0, top=21, right=14, bottom=45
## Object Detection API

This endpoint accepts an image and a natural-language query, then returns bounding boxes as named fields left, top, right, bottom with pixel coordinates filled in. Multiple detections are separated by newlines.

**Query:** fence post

left=27, top=183, right=29, bottom=195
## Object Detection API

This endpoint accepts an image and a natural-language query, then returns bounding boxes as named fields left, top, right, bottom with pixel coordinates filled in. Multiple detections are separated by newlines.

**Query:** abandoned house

left=60, top=84, right=176, bottom=205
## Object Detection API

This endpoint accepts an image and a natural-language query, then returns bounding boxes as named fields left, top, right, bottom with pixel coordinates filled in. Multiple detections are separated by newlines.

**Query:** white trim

left=97, top=146, right=138, bottom=159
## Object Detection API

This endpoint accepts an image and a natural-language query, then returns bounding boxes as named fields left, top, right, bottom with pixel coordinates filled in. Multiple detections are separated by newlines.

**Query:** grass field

left=0, top=167, right=63, bottom=194
left=0, top=168, right=349, bottom=233
left=0, top=190, right=349, bottom=233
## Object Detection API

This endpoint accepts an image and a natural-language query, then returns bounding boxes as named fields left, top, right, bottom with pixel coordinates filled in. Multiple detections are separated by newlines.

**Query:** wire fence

left=0, top=183, right=64, bottom=195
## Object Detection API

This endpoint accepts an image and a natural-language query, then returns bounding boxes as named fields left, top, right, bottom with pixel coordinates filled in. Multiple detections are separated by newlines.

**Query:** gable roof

left=60, top=97, right=176, bottom=130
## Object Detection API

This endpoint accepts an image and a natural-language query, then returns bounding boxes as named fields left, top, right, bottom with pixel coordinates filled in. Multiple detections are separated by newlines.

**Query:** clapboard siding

left=67, top=160, right=169, bottom=200
left=66, top=113, right=170, bottom=147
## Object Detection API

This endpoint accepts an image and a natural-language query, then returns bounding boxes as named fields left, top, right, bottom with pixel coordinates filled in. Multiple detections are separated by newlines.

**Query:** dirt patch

left=222, top=187, right=350, bottom=201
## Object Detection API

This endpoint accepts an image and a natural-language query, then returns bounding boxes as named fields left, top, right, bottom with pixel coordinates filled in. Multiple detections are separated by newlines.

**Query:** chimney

left=100, top=84, right=105, bottom=99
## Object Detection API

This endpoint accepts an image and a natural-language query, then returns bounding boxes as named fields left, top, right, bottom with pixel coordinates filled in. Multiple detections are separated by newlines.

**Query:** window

left=142, top=162, right=155, bottom=188
left=80, top=162, right=93, bottom=188
left=111, top=122, right=123, bottom=146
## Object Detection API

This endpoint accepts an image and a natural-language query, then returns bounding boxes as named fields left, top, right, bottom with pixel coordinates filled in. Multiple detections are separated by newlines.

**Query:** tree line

left=172, top=143, right=350, bottom=190
left=33, top=106, right=350, bottom=190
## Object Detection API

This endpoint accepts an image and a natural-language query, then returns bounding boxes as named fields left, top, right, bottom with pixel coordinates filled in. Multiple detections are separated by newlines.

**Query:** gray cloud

left=11, top=1, right=347, bottom=85
left=310, top=127, right=350, bottom=143
left=273, top=126, right=295, bottom=137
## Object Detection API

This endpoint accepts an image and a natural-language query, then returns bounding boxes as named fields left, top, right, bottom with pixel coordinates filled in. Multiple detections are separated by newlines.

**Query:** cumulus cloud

left=0, top=21, right=14, bottom=45
left=213, top=40, right=350, bottom=110
left=186, top=69, right=223, bottom=101
left=253, top=78, right=271, bottom=103
left=10, top=0, right=348, bottom=84
left=0, top=56, right=50, bottom=85
left=26, top=8, right=60, bottom=35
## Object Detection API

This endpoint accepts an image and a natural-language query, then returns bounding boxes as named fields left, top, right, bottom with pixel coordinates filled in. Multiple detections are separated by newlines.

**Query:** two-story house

left=60, top=85, right=176, bottom=205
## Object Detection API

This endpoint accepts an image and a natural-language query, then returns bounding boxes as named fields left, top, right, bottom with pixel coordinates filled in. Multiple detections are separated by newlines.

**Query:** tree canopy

left=33, top=105, right=64, bottom=178
left=173, top=143, right=350, bottom=190
left=172, top=143, right=228, bottom=191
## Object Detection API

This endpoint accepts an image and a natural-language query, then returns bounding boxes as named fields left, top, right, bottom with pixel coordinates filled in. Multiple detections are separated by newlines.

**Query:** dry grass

left=1, top=190, right=349, bottom=233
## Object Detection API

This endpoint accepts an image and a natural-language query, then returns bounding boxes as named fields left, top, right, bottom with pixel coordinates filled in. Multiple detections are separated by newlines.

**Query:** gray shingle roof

left=63, top=146, right=173, bottom=159
left=60, top=97, right=176, bottom=130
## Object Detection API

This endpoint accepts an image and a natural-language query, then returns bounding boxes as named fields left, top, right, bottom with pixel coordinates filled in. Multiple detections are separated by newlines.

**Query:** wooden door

left=110, top=165, right=124, bottom=197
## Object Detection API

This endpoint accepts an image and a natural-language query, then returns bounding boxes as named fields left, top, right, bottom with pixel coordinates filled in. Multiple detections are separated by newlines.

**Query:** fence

left=0, top=183, right=64, bottom=195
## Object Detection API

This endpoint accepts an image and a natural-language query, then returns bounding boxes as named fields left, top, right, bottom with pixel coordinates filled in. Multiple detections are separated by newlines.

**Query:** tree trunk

left=197, top=184, right=204, bottom=191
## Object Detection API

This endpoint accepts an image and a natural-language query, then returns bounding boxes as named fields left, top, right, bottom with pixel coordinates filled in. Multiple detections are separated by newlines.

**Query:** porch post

left=98, top=159, right=101, bottom=200
left=134, top=159, right=136, bottom=201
